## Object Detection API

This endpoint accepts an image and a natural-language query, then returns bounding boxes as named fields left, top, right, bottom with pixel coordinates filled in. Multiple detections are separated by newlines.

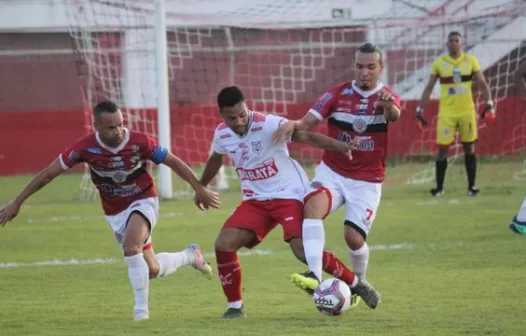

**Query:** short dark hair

left=355, top=43, right=383, bottom=63
left=93, top=100, right=119, bottom=117
left=217, top=86, right=244, bottom=110
left=448, top=31, right=462, bottom=39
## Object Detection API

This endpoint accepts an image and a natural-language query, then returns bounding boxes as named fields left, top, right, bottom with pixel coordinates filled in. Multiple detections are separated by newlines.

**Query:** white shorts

left=104, top=197, right=159, bottom=250
left=305, top=162, right=382, bottom=238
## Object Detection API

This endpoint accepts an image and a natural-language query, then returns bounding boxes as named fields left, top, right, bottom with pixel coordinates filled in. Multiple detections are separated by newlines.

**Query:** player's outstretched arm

left=272, top=113, right=321, bottom=144
left=0, top=158, right=64, bottom=227
left=291, top=131, right=357, bottom=159
left=514, top=62, right=526, bottom=99
left=161, top=152, right=221, bottom=209
left=199, top=151, right=225, bottom=187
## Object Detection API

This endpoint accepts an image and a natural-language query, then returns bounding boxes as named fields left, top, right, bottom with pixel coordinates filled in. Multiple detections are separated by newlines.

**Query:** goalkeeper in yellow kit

left=416, top=31, right=495, bottom=196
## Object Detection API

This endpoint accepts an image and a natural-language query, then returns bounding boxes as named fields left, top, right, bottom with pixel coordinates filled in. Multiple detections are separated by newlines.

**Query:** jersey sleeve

left=58, top=139, right=86, bottom=170
left=430, top=58, right=441, bottom=76
left=470, top=55, right=481, bottom=72
left=308, top=86, right=340, bottom=121
left=145, top=135, right=169, bottom=165
left=212, top=128, right=229, bottom=155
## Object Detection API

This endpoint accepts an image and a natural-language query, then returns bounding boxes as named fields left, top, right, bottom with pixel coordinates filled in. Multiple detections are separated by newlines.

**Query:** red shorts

left=223, top=199, right=303, bottom=249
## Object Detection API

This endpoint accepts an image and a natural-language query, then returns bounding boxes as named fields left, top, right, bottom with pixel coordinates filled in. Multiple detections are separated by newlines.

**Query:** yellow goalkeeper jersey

left=431, top=53, right=480, bottom=115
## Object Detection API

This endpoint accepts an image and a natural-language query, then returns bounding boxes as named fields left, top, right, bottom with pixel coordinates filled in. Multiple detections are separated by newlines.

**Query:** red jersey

left=308, top=81, right=400, bottom=183
left=58, top=128, right=168, bottom=215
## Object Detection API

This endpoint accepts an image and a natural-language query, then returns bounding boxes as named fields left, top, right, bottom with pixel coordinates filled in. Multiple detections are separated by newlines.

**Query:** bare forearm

left=200, top=155, right=224, bottom=187
left=14, top=173, right=56, bottom=205
left=418, top=87, right=433, bottom=109
left=481, top=82, right=492, bottom=102
left=384, top=105, right=401, bottom=122
left=167, top=156, right=201, bottom=190
left=292, top=131, right=344, bottom=151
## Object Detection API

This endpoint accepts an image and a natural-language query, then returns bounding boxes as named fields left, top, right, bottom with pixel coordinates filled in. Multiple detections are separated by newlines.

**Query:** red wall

left=0, top=97, right=525, bottom=176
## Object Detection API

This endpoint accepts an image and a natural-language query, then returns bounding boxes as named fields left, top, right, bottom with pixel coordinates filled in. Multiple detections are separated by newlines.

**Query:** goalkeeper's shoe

left=185, top=243, right=213, bottom=279
left=430, top=188, right=444, bottom=197
left=352, top=279, right=381, bottom=309
left=290, top=271, right=320, bottom=296
left=509, top=216, right=526, bottom=235
left=468, top=187, right=480, bottom=196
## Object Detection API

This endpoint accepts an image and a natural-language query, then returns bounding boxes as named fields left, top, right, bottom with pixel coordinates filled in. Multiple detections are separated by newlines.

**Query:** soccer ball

left=313, top=278, right=352, bottom=316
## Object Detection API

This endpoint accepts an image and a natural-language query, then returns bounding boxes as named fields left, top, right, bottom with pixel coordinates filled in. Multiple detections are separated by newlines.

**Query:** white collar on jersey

left=351, top=80, right=384, bottom=98
left=95, top=127, right=130, bottom=154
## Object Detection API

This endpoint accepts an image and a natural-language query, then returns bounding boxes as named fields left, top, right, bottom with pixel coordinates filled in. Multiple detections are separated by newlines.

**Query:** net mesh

left=66, top=0, right=526, bottom=199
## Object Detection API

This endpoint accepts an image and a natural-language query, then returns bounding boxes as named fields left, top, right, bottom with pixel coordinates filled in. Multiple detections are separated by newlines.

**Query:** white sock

left=125, top=253, right=149, bottom=312
left=228, top=300, right=243, bottom=309
left=155, top=250, right=195, bottom=278
left=349, top=243, right=369, bottom=280
left=302, top=218, right=325, bottom=281
left=517, top=196, right=526, bottom=222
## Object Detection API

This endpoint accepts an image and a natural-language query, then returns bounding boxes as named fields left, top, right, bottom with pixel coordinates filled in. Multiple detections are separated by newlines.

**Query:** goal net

left=67, top=0, right=526, bottom=200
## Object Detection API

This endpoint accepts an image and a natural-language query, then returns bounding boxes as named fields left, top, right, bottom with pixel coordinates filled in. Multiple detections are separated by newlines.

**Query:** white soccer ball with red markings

left=313, top=278, right=352, bottom=316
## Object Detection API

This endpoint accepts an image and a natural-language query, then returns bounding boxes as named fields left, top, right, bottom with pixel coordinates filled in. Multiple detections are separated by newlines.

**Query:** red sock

left=215, top=250, right=242, bottom=303
left=322, top=250, right=357, bottom=287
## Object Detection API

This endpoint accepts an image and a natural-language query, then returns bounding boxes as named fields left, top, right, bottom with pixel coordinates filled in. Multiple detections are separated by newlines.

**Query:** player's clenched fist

left=0, top=200, right=21, bottom=227
left=193, top=186, right=221, bottom=211
left=375, top=89, right=395, bottom=108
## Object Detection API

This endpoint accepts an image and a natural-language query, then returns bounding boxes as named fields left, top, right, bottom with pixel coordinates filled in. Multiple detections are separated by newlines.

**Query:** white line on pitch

left=0, top=242, right=421, bottom=269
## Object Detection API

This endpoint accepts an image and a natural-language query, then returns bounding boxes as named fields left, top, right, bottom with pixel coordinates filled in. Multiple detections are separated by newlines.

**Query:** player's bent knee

left=344, top=221, right=366, bottom=250
left=304, top=190, right=331, bottom=219
left=123, top=244, right=143, bottom=257
left=215, top=228, right=252, bottom=251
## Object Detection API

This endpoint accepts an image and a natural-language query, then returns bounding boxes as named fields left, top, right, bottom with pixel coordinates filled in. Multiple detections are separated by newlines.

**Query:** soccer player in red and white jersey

left=197, top=86, right=381, bottom=319
left=274, top=43, right=401, bottom=306
left=0, top=101, right=221, bottom=321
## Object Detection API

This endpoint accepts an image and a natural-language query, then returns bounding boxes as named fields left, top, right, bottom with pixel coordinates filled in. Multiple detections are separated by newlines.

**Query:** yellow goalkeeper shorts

left=436, top=111, right=477, bottom=145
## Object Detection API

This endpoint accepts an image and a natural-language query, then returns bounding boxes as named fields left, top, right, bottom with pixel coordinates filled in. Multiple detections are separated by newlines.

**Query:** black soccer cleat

left=430, top=188, right=444, bottom=197
left=222, top=305, right=246, bottom=319
left=468, top=187, right=479, bottom=196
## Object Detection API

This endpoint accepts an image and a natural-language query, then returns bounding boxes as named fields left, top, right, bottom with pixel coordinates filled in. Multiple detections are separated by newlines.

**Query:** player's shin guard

left=435, top=159, right=448, bottom=190
left=215, top=250, right=242, bottom=309
left=464, top=154, right=477, bottom=189
left=125, top=253, right=149, bottom=312
left=322, top=250, right=358, bottom=287
left=349, top=243, right=369, bottom=280
left=302, top=218, right=325, bottom=281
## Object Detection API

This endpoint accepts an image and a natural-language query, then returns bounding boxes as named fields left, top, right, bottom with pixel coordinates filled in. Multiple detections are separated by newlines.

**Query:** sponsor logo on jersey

left=220, top=134, right=232, bottom=139
left=356, top=104, right=368, bottom=110
left=352, top=117, right=368, bottom=134
left=336, top=107, right=351, bottom=112
left=338, top=132, right=375, bottom=151
left=251, top=127, right=263, bottom=132
left=341, top=88, right=354, bottom=95
left=111, top=156, right=122, bottom=161
left=88, top=147, right=102, bottom=154
left=109, top=161, right=125, bottom=169
left=131, top=145, right=140, bottom=152
left=314, top=92, right=334, bottom=110
left=360, top=98, right=369, bottom=103
left=100, top=183, right=142, bottom=197
left=251, top=140, right=263, bottom=155
left=236, top=159, right=278, bottom=181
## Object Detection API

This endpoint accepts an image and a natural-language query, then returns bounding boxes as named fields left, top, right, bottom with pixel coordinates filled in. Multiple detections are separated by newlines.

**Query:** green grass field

left=0, top=161, right=525, bottom=336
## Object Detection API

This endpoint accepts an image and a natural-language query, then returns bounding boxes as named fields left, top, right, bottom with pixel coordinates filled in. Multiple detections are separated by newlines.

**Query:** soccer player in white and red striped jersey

left=198, top=86, right=381, bottom=319
left=274, top=43, right=401, bottom=307
left=0, top=101, right=221, bottom=321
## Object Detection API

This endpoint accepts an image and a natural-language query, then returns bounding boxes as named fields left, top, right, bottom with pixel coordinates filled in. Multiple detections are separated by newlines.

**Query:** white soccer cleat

left=186, top=243, right=213, bottom=280
left=134, top=309, right=150, bottom=321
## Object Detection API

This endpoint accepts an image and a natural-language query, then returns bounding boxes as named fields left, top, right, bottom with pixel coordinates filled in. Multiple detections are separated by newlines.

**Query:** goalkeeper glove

left=415, top=106, right=428, bottom=129
left=481, top=100, right=496, bottom=123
